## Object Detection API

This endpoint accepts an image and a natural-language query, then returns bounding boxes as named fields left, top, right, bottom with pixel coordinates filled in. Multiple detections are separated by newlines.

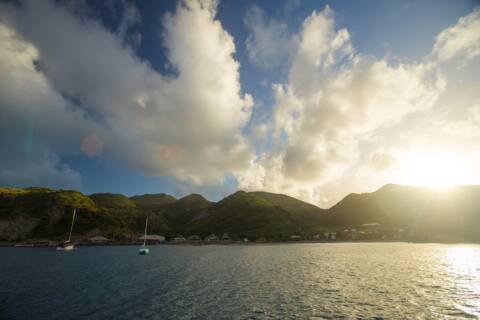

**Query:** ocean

left=1, top=243, right=479, bottom=319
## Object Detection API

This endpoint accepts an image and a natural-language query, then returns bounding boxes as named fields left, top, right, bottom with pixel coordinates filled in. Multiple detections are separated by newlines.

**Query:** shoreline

left=2, top=239, right=479, bottom=247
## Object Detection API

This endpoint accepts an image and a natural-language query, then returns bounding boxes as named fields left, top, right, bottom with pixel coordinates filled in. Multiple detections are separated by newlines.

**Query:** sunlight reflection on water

left=443, top=246, right=480, bottom=318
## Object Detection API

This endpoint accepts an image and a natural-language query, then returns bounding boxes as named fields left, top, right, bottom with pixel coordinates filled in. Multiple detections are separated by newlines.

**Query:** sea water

left=1, top=243, right=479, bottom=319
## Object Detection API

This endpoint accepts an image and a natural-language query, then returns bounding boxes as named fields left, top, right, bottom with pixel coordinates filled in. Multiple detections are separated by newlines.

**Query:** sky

left=0, top=0, right=479, bottom=207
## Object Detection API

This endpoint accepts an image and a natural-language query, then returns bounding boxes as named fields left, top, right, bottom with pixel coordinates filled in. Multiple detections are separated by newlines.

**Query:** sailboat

left=57, top=208, right=76, bottom=251
left=139, top=217, right=149, bottom=255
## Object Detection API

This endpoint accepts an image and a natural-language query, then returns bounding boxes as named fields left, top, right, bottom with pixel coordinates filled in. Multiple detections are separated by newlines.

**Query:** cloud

left=0, top=0, right=254, bottom=188
left=1, top=1, right=479, bottom=206
left=0, top=22, right=97, bottom=189
left=61, top=0, right=142, bottom=47
left=431, top=8, right=480, bottom=62
left=0, top=146, right=82, bottom=190
left=443, top=103, right=480, bottom=139
left=367, top=149, right=396, bottom=172
left=244, top=5, right=297, bottom=69
left=280, top=7, right=441, bottom=181
left=111, top=0, right=142, bottom=39
left=238, top=6, right=446, bottom=207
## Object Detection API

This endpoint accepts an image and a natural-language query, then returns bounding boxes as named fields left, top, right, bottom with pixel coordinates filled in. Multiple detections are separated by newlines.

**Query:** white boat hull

left=139, top=247, right=149, bottom=255
left=57, top=244, right=75, bottom=251
left=139, top=217, right=149, bottom=255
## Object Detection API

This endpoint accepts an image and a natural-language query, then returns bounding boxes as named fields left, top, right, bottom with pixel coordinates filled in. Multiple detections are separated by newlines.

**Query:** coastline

left=2, top=239, right=479, bottom=248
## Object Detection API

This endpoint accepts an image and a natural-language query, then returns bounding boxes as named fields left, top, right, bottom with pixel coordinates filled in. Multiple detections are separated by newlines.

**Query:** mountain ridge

left=1, top=184, right=479, bottom=242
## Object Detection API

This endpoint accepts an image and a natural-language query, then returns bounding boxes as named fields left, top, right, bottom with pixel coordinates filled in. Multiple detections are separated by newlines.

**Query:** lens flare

left=81, top=134, right=104, bottom=157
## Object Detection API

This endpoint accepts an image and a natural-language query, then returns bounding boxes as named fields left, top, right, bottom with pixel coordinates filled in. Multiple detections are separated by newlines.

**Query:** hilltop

left=327, top=184, right=480, bottom=242
left=0, top=184, right=479, bottom=243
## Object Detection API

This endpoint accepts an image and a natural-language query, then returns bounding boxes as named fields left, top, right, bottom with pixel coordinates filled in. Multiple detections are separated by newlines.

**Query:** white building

left=171, top=236, right=186, bottom=243
left=139, top=235, right=165, bottom=243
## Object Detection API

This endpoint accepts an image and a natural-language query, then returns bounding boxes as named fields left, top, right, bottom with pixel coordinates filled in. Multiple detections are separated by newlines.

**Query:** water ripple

left=1, top=243, right=479, bottom=319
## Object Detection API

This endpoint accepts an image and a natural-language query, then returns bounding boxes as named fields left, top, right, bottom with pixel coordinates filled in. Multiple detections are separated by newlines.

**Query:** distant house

left=171, top=236, right=186, bottom=243
left=187, top=235, right=202, bottom=241
left=206, top=234, right=218, bottom=242
left=139, top=234, right=165, bottom=244
left=88, top=236, right=110, bottom=244
left=351, top=229, right=358, bottom=239
left=323, top=232, right=336, bottom=240
left=343, top=229, right=358, bottom=239
left=221, top=233, right=231, bottom=241
left=360, top=222, right=381, bottom=228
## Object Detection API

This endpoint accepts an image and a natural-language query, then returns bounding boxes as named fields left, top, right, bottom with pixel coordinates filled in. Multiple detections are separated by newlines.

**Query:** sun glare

left=396, top=151, right=474, bottom=190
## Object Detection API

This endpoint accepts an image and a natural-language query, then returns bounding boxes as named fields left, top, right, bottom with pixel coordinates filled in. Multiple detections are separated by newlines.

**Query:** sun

left=395, top=151, right=474, bottom=190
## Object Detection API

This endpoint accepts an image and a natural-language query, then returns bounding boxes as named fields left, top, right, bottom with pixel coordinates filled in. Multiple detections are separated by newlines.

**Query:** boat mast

left=143, top=217, right=148, bottom=247
left=67, top=208, right=76, bottom=242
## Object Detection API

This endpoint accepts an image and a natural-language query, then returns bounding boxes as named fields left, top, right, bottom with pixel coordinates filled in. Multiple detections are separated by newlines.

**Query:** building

left=360, top=222, right=381, bottom=228
left=359, top=223, right=383, bottom=239
left=221, top=233, right=231, bottom=241
left=171, top=236, right=186, bottom=243
left=343, top=229, right=358, bottom=239
left=323, top=232, right=336, bottom=240
left=88, top=235, right=110, bottom=244
left=139, top=234, right=165, bottom=244
left=206, top=234, right=218, bottom=242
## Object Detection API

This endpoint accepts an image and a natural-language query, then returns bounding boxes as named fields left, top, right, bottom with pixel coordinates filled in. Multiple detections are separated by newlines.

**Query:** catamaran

left=139, top=217, right=149, bottom=255
left=57, top=208, right=76, bottom=251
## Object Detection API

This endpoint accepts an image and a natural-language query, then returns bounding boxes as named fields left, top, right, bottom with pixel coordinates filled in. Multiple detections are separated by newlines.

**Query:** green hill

left=153, top=194, right=212, bottom=234
left=250, top=191, right=328, bottom=227
left=130, top=193, right=176, bottom=210
left=1, top=185, right=480, bottom=243
left=327, top=184, right=480, bottom=242
left=176, top=193, right=210, bottom=208
left=89, top=193, right=136, bottom=208
left=0, top=187, right=97, bottom=241
left=0, top=188, right=169, bottom=241
left=181, top=191, right=326, bottom=239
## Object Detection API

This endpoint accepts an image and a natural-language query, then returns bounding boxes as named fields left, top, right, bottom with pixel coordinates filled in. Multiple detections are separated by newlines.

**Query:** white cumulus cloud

left=0, top=0, right=254, bottom=189
left=432, top=8, right=480, bottom=62
left=238, top=6, right=457, bottom=207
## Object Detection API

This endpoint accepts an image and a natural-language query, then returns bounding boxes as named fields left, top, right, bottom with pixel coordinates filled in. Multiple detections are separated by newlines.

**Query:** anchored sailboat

left=57, top=208, right=76, bottom=251
left=139, top=217, right=149, bottom=255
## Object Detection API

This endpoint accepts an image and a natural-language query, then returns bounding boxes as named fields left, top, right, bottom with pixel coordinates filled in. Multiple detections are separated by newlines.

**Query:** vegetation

left=90, top=193, right=136, bottom=208
left=130, top=193, right=176, bottom=210
left=327, top=184, right=480, bottom=242
left=1, top=184, right=479, bottom=242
